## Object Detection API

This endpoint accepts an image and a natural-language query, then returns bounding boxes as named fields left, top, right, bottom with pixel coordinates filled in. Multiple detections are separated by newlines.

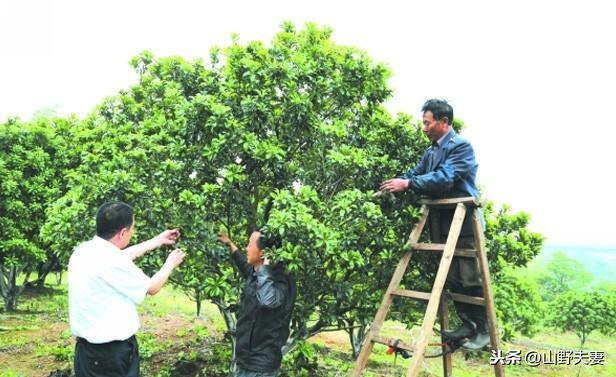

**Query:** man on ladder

left=379, top=98, right=489, bottom=350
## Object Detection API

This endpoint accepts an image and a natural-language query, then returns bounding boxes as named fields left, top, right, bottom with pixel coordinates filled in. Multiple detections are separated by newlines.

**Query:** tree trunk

left=0, top=264, right=8, bottom=306
left=349, top=330, right=357, bottom=359
left=228, top=352, right=237, bottom=377
left=348, top=323, right=367, bottom=358
left=195, top=290, right=202, bottom=316
left=4, top=294, right=17, bottom=311
left=213, top=300, right=237, bottom=377
left=247, top=184, right=259, bottom=235
left=282, top=336, right=299, bottom=355
left=0, top=265, right=25, bottom=311
left=579, top=321, right=587, bottom=350
left=33, top=257, right=60, bottom=288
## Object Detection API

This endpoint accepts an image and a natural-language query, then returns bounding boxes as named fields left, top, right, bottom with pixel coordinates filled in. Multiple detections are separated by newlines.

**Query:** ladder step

left=392, top=289, right=485, bottom=306
left=411, top=242, right=477, bottom=257
left=419, top=196, right=480, bottom=208
left=372, top=336, right=415, bottom=352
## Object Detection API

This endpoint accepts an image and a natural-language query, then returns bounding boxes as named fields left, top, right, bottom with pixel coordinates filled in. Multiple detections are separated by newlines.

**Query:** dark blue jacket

left=402, top=129, right=481, bottom=236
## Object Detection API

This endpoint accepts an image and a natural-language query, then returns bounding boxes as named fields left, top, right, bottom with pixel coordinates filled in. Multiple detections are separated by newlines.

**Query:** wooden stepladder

left=351, top=197, right=504, bottom=377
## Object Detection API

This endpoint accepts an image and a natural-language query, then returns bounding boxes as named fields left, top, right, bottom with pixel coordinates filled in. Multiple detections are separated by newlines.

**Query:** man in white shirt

left=68, top=201, right=185, bottom=377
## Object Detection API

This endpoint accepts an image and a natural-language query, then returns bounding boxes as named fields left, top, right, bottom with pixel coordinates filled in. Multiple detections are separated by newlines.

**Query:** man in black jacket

left=218, top=228, right=296, bottom=377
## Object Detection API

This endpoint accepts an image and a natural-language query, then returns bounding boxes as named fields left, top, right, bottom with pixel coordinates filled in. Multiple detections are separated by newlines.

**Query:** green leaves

left=494, top=271, right=543, bottom=339
left=484, top=202, right=545, bottom=276
left=1, top=117, right=76, bottom=309
left=536, top=251, right=594, bottom=302
left=548, top=290, right=616, bottom=348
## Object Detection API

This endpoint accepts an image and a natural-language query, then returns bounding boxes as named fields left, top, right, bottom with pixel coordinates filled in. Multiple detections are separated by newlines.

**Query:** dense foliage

left=0, top=117, right=77, bottom=309
left=548, top=291, right=616, bottom=349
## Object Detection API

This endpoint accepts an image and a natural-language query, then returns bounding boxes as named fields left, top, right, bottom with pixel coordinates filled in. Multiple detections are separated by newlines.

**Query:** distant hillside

left=534, top=244, right=616, bottom=282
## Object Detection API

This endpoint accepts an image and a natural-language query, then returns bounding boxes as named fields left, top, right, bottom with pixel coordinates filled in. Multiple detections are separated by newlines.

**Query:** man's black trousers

left=444, top=236, right=487, bottom=329
left=74, top=335, right=139, bottom=377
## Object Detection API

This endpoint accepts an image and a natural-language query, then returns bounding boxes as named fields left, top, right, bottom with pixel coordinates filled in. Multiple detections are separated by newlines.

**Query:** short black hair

left=96, top=201, right=134, bottom=240
left=255, top=226, right=282, bottom=250
left=421, top=99, right=453, bottom=125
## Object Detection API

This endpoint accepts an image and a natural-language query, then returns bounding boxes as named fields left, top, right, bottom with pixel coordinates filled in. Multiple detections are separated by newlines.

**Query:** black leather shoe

left=461, top=326, right=490, bottom=350
left=442, top=318, right=476, bottom=341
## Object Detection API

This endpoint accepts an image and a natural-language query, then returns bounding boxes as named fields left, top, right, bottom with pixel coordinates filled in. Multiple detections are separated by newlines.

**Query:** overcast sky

left=1, top=0, right=614, bottom=246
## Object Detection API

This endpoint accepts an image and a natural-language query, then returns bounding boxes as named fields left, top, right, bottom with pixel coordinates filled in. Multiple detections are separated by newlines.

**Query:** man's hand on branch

left=165, top=248, right=185, bottom=269
left=155, top=229, right=181, bottom=248
left=379, top=178, right=409, bottom=193
left=218, top=233, right=238, bottom=253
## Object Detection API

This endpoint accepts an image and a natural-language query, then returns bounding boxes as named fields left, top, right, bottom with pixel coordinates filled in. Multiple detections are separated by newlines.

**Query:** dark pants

left=444, top=236, right=487, bottom=329
left=74, top=335, right=139, bottom=377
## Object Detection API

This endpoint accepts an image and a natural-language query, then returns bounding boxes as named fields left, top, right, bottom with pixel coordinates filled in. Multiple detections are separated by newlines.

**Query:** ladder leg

left=438, top=294, right=453, bottom=377
left=472, top=209, right=505, bottom=377
left=351, top=251, right=414, bottom=376
left=431, top=210, right=452, bottom=377
left=351, top=206, right=430, bottom=376
left=406, top=203, right=467, bottom=377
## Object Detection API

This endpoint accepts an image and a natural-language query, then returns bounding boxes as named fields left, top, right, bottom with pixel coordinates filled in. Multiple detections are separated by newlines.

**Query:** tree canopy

left=548, top=290, right=616, bottom=349
left=0, top=116, right=77, bottom=309
left=34, top=23, right=544, bottom=364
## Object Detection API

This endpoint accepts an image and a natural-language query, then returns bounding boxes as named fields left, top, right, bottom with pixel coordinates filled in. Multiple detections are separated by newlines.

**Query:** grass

left=0, top=274, right=224, bottom=377
left=1, top=274, right=615, bottom=376
left=307, top=322, right=616, bottom=377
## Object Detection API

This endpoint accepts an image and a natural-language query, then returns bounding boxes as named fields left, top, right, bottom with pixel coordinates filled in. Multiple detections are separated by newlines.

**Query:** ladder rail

left=431, top=208, right=453, bottom=377
left=406, top=203, right=467, bottom=377
left=473, top=209, right=504, bottom=377
left=350, top=205, right=430, bottom=377
left=438, top=293, right=452, bottom=377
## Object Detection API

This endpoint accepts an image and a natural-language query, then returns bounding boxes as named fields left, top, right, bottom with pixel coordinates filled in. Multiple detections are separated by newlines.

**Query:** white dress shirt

left=68, top=236, right=151, bottom=343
